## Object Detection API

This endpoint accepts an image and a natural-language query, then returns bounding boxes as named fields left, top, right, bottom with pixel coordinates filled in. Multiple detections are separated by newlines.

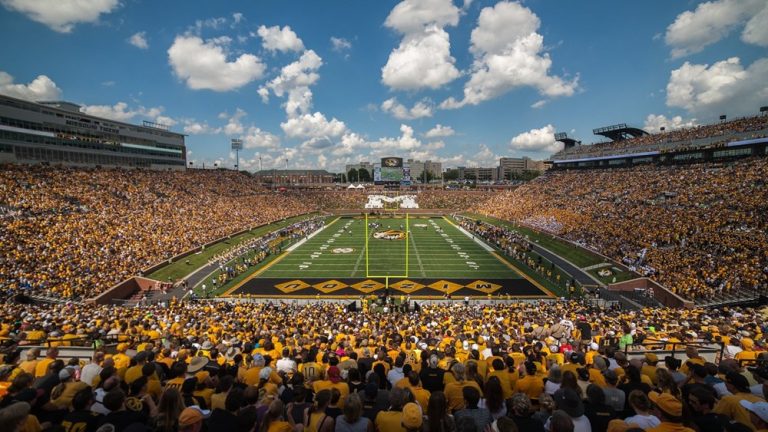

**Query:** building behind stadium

left=0, top=94, right=186, bottom=169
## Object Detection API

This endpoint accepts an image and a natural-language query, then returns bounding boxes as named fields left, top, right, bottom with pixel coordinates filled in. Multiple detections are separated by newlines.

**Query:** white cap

left=741, top=401, right=768, bottom=423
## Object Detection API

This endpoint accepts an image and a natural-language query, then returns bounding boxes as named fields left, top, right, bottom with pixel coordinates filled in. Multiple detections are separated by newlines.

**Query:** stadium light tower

left=231, top=139, right=243, bottom=171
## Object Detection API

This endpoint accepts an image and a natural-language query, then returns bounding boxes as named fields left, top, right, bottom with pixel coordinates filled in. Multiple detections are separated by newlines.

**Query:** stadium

left=1, top=1, right=768, bottom=431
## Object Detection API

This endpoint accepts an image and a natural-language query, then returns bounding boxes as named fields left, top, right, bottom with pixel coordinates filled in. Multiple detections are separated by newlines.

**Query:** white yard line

left=351, top=245, right=366, bottom=277
left=351, top=221, right=366, bottom=276
left=286, top=223, right=328, bottom=252
left=452, top=224, right=496, bottom=252
left=410, top=233, right=427, bottom=277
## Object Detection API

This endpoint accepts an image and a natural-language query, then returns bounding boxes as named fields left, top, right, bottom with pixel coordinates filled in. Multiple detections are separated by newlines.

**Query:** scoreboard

left=374, top=157, right=410, bottom=185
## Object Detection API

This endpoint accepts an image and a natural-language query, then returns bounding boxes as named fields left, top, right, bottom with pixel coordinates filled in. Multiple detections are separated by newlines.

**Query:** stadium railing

left=623, top=341, right=725, bottom=365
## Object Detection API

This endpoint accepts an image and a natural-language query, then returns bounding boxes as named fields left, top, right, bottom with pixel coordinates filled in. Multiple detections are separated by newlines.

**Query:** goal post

left=365, top=212, right=409, bottom=278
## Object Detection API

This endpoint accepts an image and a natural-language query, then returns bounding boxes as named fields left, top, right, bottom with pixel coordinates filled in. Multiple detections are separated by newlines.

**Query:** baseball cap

left=402, top=403, right=423, bottom=429
left=726, top=371, right=750, bottom=392
left=554, top=388, right=584, bottom=417
left=178, top=406, right=210, bottom=427
left=740, top=401, right=768, bottom=423
left=644, top=352, right=658, bottom=363
left=649, top=391, right=682, bottom=417
left=59, top=368, right=73, bottom=381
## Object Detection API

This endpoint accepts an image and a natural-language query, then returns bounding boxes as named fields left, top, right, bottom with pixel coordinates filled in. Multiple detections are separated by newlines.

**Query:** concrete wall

left=90, top=276, right=159, bottom=305
left=608, top=277, right=694, bottom=308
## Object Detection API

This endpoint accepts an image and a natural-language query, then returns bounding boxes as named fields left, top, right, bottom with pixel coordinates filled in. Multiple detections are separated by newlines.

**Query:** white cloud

left=281, top=112, right=347, bottom=140
left=257, top=87, right=270, bottom=104
left=381, top=0, right=461, bottom=91
left=424, top=124, right=455, bottom=138
left=381, top=27, right=461, bottom=91
left=466, top=144, right=498, bottom=167
left=0, top=71, right=62, bottom=101
left=232, top=12, right=244, bottom=25
left=223, top=108, right=247, bottom=135
left=128, top=32, right=148, bottom=49
left=155, top=115, right=176, bottom=127
left=643, top=114, right=698, bottom=132
left=372, top=124, right=423, bottom=152
left=183, top=121, right=220, bottom=135
left=666, top=56, right=768, bottom=116
left=242, top=126, right=280, bottom=150
left=80, top=102, right=139, bottom=122
left=441, top=1, right=578, bottom=109
left=665, top=0, right=767, bottom=58
left=80, top=102, right=172, bottom=127
left=167, top=35, right=266, bottom=91
left=191, top=17, right=227, bottom=34
left=332, top=132, right=369, bottom=156
left=1, top=0, right=119, bottom=33
left=742, top=5, right=768, bottom=47
left=531, top=100, right=547, bottom=109
left=509, top=124, right=560, bottom=154
left=80, top=102, right=170, bottom=124
left=331, top=36, right=352, bottom=52
left=317, top=153, right=327, bottom=169
left=265, top=50, right=323, bottom=117
left=257, top=25, right=305, bottom=53
left=384, top=0, right=459, bottom=34
left=380, top=97, right=434, bottom=120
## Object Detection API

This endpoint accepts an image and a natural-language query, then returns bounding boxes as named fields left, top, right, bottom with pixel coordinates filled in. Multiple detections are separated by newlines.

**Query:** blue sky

left=1, top=0, right=766, bottom=172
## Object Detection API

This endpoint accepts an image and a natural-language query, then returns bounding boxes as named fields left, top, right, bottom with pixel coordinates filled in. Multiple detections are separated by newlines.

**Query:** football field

left=259, top=216, right=518, bottom=279
left=227, top=216, right=553, bottom=298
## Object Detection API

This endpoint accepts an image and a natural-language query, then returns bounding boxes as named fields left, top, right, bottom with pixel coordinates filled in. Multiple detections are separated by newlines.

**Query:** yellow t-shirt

left=514, top=375, right=544, bottom=401
left=375, top=411, right=405, bottom=432
left=713, top=392, right=763, bottom=430
left=445, top=380, right=483, bottom=411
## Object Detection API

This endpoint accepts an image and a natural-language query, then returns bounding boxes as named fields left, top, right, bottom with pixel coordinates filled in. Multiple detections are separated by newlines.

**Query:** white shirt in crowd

left=624, top=413, right=661, bottom=429
left=79, top=362, right=102, bottom=387
left=276, top=357, right=297, bottom=374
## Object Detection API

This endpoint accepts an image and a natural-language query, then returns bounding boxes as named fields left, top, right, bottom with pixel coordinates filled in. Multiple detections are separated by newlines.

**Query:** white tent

left=347, top=184, right=356, bottom=189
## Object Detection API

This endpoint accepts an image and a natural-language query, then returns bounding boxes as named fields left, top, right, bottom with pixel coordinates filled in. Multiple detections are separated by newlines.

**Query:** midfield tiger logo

left=373, top=229, right=406, bottom=240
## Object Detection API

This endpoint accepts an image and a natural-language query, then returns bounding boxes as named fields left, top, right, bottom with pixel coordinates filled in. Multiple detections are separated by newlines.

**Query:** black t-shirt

left=209, top=408, right=245, bottom=432
left=357, top=358, right=373, bottom=377
left=510, top=414, right=545, bottom=432
left=61, top=410, right=103, bottom=432
left=236, top=405, right=259, bottom=432
left=325, top=406, right=343, bottom=420
left=576, top=322, right=592, bottom=340
left=420, top=367, right=445, bottom=393
left=98, top=410, right=146, bottom=431
left=584, top=402, right=617, bottom=432
left=691, top=413, right=731, bottom=432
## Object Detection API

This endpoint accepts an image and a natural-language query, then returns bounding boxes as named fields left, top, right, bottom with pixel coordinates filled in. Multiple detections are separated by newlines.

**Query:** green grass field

left=258, top=216, right=522, bottom=280
left=148, top=213, right=317, bottom=282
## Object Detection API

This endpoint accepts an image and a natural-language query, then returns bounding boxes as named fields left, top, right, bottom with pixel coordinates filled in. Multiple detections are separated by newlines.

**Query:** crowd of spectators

left=0, top=166, right=311, bottom=301
left=289, top=191, right=497, bottom=211
left=1, top=299, right=767, bottom=431
left=477, top=158, right=768, bottom=301
left=552, top=115, right=768, bottom=161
